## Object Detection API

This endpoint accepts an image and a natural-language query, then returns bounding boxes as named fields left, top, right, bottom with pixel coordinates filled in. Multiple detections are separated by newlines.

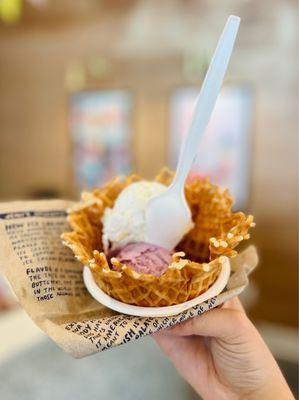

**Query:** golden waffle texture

left=62, top=169, right=255, bottom=306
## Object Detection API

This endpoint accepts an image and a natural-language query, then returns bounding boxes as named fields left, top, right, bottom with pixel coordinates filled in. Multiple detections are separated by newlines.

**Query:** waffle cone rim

left=61, top=168, right=255, bottom=305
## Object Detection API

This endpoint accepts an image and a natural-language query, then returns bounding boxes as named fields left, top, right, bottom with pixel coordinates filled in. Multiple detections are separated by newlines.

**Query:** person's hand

left=153, top=298, right=293, bottom=400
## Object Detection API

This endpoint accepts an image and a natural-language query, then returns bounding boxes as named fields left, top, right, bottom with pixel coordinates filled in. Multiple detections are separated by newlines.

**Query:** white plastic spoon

left=145, top=15, right=241, bottom=249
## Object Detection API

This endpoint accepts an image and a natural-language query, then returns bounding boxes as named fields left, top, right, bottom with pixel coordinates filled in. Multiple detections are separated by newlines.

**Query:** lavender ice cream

left=109, top=242, right=172, bottom=277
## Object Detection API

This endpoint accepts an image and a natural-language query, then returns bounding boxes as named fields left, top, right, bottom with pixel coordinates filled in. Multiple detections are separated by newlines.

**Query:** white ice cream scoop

left=102, top=181, right=167, bottom=251
left=145, top=15, right=241, bottom=250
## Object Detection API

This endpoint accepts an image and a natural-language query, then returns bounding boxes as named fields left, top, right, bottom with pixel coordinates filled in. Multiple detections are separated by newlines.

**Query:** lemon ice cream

left=102, top=181, right=167, bottom=251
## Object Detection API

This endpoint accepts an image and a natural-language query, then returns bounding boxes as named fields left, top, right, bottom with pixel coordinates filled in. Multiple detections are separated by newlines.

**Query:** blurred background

left=0, top=0, right=297, bottom=399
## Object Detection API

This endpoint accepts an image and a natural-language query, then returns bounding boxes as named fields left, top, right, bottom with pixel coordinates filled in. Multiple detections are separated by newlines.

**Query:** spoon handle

left=172, top=15, right=240, bottom=189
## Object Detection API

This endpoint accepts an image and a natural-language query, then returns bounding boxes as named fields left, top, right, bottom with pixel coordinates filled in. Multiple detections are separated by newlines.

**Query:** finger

left=222, top=296, right=245, bottom=312
left=164, top=307, right=250, bottom=339
left=153, top=331, right=195, bottom=359
left=153, top=332, right=209, bottom=389
left=153, top=331, right=207, bottom=369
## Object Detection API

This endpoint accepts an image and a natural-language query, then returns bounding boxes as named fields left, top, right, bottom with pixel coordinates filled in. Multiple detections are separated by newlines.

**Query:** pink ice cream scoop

left=108, top=242, right=172, bottom=277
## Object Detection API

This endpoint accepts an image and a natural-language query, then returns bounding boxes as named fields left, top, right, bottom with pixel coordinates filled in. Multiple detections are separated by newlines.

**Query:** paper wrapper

left=0, top=200, right=258, bottom=359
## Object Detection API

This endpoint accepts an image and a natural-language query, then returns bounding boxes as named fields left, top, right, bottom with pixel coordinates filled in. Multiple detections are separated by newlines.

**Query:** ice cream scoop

left=102, top=181, right=167, bottom=251
left=108, top=242, right=172, bottom=277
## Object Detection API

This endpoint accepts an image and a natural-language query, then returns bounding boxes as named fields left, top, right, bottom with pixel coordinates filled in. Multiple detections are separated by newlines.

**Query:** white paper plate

left=83, top=258, right=230, bottom=317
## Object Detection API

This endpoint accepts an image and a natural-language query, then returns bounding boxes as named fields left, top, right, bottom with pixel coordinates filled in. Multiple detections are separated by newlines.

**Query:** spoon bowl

left=145, top=186, right=193, bottom=249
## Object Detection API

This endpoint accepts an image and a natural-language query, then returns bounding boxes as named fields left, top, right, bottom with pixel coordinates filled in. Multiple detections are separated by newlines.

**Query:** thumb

left=163, top=307, right=251, bottom=340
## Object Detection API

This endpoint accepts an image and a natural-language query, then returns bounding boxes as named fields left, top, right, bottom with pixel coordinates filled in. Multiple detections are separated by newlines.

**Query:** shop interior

left=0, top=1, right=297, bottom=399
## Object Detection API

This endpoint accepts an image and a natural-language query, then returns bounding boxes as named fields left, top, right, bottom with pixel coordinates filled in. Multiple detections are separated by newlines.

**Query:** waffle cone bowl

left=62, top=168, right=255, bottom=307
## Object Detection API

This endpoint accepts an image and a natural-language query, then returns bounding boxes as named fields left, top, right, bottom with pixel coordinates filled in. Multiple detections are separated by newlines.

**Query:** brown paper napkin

left=0, top=200, right=258, bottom=358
